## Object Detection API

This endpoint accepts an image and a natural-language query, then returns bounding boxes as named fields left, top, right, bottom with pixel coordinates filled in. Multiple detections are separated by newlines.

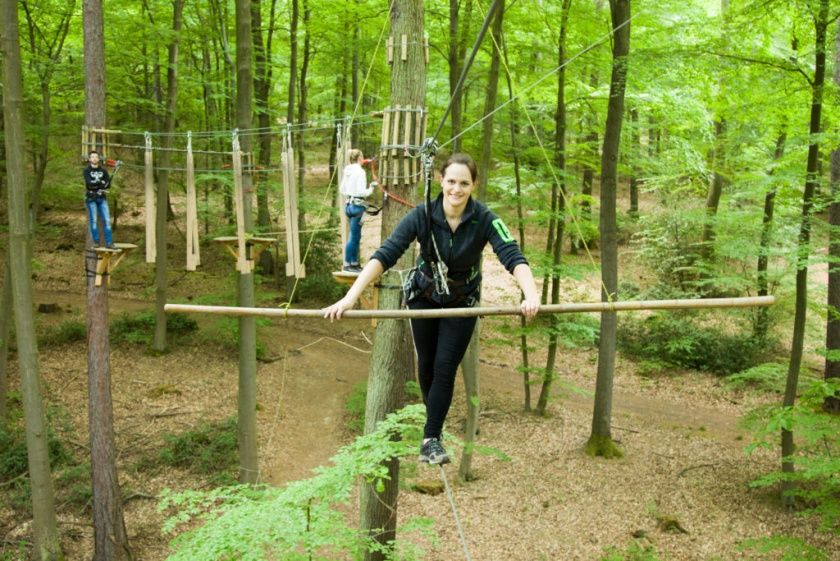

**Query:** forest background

left=2, top=0, right=840, bottom=560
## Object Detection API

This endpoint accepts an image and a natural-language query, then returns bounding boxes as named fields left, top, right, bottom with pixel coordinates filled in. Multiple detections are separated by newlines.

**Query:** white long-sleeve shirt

left=340, top=163, right=373, bottom=200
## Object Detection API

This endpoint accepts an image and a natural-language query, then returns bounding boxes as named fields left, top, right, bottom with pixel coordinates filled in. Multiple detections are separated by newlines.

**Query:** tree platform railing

left=165, top=295, right=775, bottom=320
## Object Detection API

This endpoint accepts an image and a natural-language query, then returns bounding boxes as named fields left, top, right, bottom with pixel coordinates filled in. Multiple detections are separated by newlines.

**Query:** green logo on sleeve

left=492, top=218, right=514, bottom=243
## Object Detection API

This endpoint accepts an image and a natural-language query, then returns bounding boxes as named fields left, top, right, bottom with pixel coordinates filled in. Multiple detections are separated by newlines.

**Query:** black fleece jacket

left=83, top=165, right=110, bottom=198
left=371, top=193, right=527, bottom=301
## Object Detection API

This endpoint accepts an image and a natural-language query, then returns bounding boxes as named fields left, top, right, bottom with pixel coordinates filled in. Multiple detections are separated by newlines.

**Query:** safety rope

left=439, top=464, right=473, bottom=561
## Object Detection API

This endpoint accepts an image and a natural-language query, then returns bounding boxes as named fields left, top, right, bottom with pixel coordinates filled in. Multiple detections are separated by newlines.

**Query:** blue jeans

left=86, top=197, right=113, bottom=246
left=344, top=203, right=365, bottom=265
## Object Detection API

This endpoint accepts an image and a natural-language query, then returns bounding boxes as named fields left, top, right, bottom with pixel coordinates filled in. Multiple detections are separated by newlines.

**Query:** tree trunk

left=628, top=107, right=639, bottom=218
left=587, top=0, right=630, bottom=459
left=287, top=0, right=298, bottom=127
left=82, top=0, right=133, bottom=558
left=236, top=0, right=259, bottom=483
left=700, top=0, right=730, bottom=263
left=448, top=0, right=462, bottom=150
left=360, top=2, right=424, bottom=558
left=536, top=0, right=572, bottom=416
left=153, top=0, right=184, bottom=352
left=0, top=264, right=10, bottom=425
left=296, top=0, right=311, bottom=235
left=2, top=0, right=64, bottom=556
left=754, top=130, right=785, bottom=340
left=782, top=0, right=828, bottom=506
left=824, top=19, right=840, bottom=414
left=252, top=0, right=278, bottom=231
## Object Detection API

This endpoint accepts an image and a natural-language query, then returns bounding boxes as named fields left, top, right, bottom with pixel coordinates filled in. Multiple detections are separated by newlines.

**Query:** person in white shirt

left=339, top=149, right=375, bottom=272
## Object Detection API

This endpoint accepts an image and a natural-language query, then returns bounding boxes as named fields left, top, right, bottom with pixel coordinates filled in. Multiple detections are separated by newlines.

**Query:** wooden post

left=232, top=132, right=250, bottom=274
left=144, top=132, right=156, bottom=263
left=282, top=131, right=305, bottom=280
left=185, top=132, right=200, bottom=271
left=336, top=122, right=349, bottom=257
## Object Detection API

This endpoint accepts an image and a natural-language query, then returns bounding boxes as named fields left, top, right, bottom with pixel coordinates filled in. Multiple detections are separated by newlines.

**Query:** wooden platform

left=93, top=243, right=137, bottom=286
left=332, top=270, right=379, bottom=326
left=212, top=236, right=276, bottom=273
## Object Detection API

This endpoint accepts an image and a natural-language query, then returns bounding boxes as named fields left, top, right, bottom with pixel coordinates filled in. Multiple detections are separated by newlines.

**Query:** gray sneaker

left=419, top=438, right=450, bottom=465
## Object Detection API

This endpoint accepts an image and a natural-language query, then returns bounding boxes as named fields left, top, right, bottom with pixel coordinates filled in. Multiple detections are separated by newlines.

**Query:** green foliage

left=738, top=536, right=829, bottom=561
left=196, top=317, right=267, bottom=359
left=141, top=417, right=239, bottom=487
left=295, top=223, right=344, bottom=303
left=617, top=312, right=766, bottom=375
left=0, top=399, right=82, bottom=511
left=159, top=405, right=430, bottom=561
left=37, top=319, right=86, bottom=348
left=111, top=311, right=198, bottom=346
left=726, top=362, right=789, bottom=393
left=599, top=542, right=661, bottom=561
left=744, top=379, right=840, bottom=532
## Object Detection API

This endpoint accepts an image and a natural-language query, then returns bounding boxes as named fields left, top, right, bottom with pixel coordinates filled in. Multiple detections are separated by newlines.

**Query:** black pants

left=409, top=299, right=477, bottom=439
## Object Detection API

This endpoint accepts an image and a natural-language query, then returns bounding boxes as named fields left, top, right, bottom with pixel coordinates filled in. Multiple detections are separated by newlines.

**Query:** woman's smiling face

left=441, top=162, right=475, bottom=212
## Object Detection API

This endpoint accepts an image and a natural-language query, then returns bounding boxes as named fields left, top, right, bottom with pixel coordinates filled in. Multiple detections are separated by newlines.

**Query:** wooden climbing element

left=185, top=132, right=201, bottom=271
left=144, top=132, right=156, bottom=263
left=81, top=125, right=121, bottom=160
left=331, top=270, right=379, bottom=326
left=231, top=133, right=250, bottom=273
left=282, top=131, right=306, bottom=280
left=92, top=243, right=138, bottom=287
left=378, top=106, right=426, bottom=188
left=212, top=236, right=276, bottom=271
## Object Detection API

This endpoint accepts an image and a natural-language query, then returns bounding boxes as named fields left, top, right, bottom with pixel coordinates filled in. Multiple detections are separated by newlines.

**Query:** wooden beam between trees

left=165, top=295, right=775, bottom=319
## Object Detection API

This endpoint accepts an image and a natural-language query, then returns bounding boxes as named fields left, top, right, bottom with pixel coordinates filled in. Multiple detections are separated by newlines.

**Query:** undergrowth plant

left=159, top=404, right=431, bottom=561
left=743, top=378, right=840, bottom=533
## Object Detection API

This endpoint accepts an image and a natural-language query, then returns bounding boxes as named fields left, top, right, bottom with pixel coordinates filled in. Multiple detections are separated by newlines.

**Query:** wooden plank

left=380, top=108, right=391, bottom=186
left=391, top=105, right=401, bottom=158
left=403, top=107, right=412, bottom=185
left=144, top=134, right=156, bottom=263
left=401, top=34, right=407, bottom=61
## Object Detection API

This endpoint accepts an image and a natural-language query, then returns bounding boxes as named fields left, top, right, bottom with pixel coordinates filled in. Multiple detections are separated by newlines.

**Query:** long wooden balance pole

left=165, top=295, right=775, bottom=319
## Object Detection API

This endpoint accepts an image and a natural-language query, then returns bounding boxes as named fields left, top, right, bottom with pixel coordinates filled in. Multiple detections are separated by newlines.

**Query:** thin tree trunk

left=2, top=0, right=64, bottom=556
left=296, top=0, right=311, bottom=235
left=360, top=2, right=424, bottom=557
left=536, top=0, right=572, bottom=416
left=782, top=0, right=828, bottom=506
left=0, top=264, right=9, bottom=425
left=700, top=0, right=730, bottom=263
left=448, top=0, right=462, bottom=150
left=502, top=36, right=531, bottom=411
left=628, top=107, right=639, bottom=218
left=153, top=0, right=184, bottom=352
left=236, top=0, right=259, bottom=483
left=252, top=0, right=278, bottom=230
left=754, top=130, right=786, bottom=341
left=83, top=0, right=133, bottom=558
left=824, top=19, right=840, bottom=414
left=587, top=0, right=630, bottom=459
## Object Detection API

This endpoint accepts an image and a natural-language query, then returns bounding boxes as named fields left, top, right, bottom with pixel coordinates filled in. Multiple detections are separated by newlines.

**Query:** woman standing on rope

left=340, top=149, right=376, bottom=273
left=324, top=153, right=540, bottom=465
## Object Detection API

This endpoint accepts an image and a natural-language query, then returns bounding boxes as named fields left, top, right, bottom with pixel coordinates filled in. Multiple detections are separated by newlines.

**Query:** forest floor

left=2, top=188, right=839, bottom=561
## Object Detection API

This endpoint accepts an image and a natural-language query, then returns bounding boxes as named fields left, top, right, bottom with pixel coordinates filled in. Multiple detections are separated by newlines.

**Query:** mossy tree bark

left=824, top=20, right=840, bottom=414
left=588, top=0, right=630, bottom=459
left=359, top=2, right=424, bottom=558
left=782, top=0, right=828, bottom=507
left=3, top=0, right=64, bottom=557
left=82, top=0, right=133, bottom=558
left=236, top=0, right=259, bottom=483
left=536, top=0, right=572, bottom=416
